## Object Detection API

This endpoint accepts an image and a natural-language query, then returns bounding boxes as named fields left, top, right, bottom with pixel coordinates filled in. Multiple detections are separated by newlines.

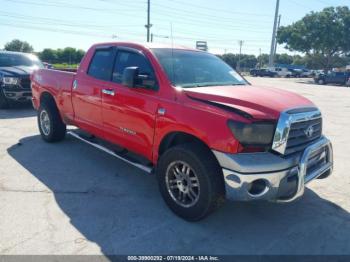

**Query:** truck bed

left=31, top=68, right=76, bottom=121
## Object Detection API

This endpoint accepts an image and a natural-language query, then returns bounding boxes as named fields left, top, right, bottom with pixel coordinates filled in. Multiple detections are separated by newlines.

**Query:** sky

left=0, top=0, right=349, bottom=55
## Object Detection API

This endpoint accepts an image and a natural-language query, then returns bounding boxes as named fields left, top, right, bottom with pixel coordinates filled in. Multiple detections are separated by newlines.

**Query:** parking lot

left=0, top=77, right=349, bottom=255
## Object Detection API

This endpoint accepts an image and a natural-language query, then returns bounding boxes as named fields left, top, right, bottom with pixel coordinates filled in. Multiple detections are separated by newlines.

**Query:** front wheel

left=38, top=100, right=66, bottom=142
left=156, top=143, right=225, bottom=221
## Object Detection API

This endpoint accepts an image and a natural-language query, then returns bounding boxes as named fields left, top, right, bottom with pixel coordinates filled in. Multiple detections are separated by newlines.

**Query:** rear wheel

left=0, top=90, right=9, bottom=109
left=38, top=100, right=66, bottom=142
left=156, top=143, right=225, bottom=221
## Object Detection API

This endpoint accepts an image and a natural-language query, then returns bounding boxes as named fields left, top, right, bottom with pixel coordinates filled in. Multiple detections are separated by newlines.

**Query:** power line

left=4, top=0, right=139, bottom=13
left=0, top=22, right=112, bottom=38
left=152, top=18, right=272, bottom=34
left=0, top=11, right=143, bottom=29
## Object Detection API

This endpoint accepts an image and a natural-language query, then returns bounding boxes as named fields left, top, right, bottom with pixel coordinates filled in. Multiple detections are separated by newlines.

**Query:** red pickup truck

left=31, top=42, right=333, bottom=221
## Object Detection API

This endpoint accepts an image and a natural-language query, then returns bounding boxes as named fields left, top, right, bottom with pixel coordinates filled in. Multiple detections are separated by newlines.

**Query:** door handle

left=102, top=89, right=115, bottom=96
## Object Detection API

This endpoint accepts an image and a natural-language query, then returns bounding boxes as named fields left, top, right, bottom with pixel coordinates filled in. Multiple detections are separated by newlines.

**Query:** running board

left=67, top=131, right=153, bottom=174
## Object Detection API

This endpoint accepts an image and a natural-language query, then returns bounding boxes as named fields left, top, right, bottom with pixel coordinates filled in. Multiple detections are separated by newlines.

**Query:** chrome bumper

left=2, top=88, right=32, bottom=102
left=213, top=136, right=333, bottom=202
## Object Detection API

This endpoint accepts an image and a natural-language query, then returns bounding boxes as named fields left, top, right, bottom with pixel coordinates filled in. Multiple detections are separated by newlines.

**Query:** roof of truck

left=92, top=42, right=202, bottom=52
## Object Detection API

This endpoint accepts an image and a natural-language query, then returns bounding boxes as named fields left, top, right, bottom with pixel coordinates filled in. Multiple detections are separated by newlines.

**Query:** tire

left=0, top=90, right=9, bottom=109
left=318, top=79, right=325, bottom=85
left=38, top=99, right=66, bottom=142
left=156, top=143, right=225, bottom=221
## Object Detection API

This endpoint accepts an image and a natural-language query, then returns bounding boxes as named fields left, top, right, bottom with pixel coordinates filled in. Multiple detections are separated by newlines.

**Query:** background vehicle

left=270, top=67, right=292, bottom=77
left=31, top=42, right=333, bottom=221
left=314, top=71, right=350, bottom=85
left=250, top=68, right=277, bottom=77
left=301, top=69, right=313, bottom=78
left=288, top=69, right=303, bottom=78
left=43, top=62, right=53, bottom=69
left=0, top=51, right=43, bottom=108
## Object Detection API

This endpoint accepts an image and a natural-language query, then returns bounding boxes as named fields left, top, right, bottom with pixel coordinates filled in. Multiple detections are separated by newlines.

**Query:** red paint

left=31, top=42, right=315, bottom=164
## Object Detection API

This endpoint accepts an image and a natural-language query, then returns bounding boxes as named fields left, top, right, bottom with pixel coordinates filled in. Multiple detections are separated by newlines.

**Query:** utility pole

left=145, top=0, right=152, bottom=42
left=273, top=15, right=282, bottom=60
left=259, top=48, right=262, bottom=68
left=269, top=0, right=280, bottom=68
left=237, top=40, right=244, bottom=72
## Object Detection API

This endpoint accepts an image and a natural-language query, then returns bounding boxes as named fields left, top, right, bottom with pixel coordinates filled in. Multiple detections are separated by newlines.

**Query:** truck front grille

left=285, top=117, right=322, bottom=155
left=20, top=77, right=31, bottom=89
left=272, top=107, right=323, bottom=155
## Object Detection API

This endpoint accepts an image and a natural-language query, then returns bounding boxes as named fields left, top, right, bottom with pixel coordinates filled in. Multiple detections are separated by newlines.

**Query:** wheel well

left=158, top=132, right=211, bottom=158
left=40, top=92, right=56, bottom=107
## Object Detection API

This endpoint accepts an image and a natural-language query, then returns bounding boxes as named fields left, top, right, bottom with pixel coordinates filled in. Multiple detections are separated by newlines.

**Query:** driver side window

left=112, top=50, right=157, bottom=89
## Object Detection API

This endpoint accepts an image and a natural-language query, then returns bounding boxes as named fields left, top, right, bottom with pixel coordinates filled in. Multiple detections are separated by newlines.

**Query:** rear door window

left=88, top=49, right=115, bottom=81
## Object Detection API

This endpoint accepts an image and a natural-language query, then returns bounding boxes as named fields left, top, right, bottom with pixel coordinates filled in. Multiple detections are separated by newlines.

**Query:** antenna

left=170, top=22, right=176, bottom=86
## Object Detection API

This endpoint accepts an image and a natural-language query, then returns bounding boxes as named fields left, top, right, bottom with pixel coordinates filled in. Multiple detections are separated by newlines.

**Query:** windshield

left=0, top=53, right=44, bottom=68
left=151, top=48, right=247, bottom=88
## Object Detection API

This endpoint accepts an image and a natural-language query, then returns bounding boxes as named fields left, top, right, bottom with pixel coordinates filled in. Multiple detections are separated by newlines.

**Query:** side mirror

left=122, top=67, right=139, bottom=88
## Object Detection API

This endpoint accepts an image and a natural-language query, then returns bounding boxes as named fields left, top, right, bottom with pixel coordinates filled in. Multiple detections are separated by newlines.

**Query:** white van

left=269, top=67, right=292, bottom=77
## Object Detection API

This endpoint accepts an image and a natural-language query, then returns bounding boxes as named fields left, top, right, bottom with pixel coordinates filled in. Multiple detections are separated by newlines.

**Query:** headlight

left=2, top=77, right=20, bottom=85
left=227, top=120, right=275, bottom=147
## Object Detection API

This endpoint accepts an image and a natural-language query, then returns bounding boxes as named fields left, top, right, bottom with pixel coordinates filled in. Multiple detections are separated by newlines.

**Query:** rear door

left=101, top=47, right=159, bottom=160
left=72, top=47, right=115, bottom=137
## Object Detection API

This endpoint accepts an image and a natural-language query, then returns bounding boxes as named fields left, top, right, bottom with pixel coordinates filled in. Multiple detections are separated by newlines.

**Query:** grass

left=52, top=63, right=79, bottom=69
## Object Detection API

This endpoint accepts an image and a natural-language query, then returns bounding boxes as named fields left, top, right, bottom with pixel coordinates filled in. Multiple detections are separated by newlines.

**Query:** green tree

left=275, top=54, right=293, bottom=65
left=257, top=54, right=269, bottom=68
left=277, top=6, right=350, bottom=70
left=218, top=53, right=238, bottom=69
left=218, top=54, right=258, bottom=70
left=240, top=55, right=258, bottom=70
left=39, top=48, right=58, bottom=63
left=4, top=39, right=34, bottom=53
left=38, top=47, right=85, bottom=64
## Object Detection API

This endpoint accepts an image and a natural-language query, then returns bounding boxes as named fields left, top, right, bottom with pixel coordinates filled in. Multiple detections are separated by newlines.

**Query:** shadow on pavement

left=7, top=135, right=350, bottom=255
left=0, top=104, right=36, bottom=119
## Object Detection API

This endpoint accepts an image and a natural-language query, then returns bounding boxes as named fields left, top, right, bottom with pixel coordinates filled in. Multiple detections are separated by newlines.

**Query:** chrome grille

left=272, top=107, right=322, bottom=155
left=285, top=118, right=322, bottom=155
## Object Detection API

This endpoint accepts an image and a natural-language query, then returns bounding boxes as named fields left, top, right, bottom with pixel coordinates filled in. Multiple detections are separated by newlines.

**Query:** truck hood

left=184, top=85, right=315, bottom=120
left=0, top=66, right=35, bottom=77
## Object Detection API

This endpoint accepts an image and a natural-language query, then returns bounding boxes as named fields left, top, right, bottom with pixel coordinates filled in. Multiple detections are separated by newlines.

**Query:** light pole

left=259, top=48, right=262, bottom=68
left=269, top=0, right=280, bottom=68
left=145, top=0, right=152, bottom=42
left=273, top=15, right=282, bottom=59
left=237, top=40, right=244, bottom=72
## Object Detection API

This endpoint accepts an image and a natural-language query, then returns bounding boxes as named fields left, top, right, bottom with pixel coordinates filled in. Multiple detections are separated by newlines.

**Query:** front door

left=101, top=47, right=159, bottom=161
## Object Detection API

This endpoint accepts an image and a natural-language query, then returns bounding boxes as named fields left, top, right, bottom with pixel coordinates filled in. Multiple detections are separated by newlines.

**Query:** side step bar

left=67, top=131, right=153, bottom=174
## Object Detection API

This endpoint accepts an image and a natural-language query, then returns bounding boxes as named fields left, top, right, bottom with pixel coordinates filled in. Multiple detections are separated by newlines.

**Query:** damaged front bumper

left=213, top=136, right=333, bottom=202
